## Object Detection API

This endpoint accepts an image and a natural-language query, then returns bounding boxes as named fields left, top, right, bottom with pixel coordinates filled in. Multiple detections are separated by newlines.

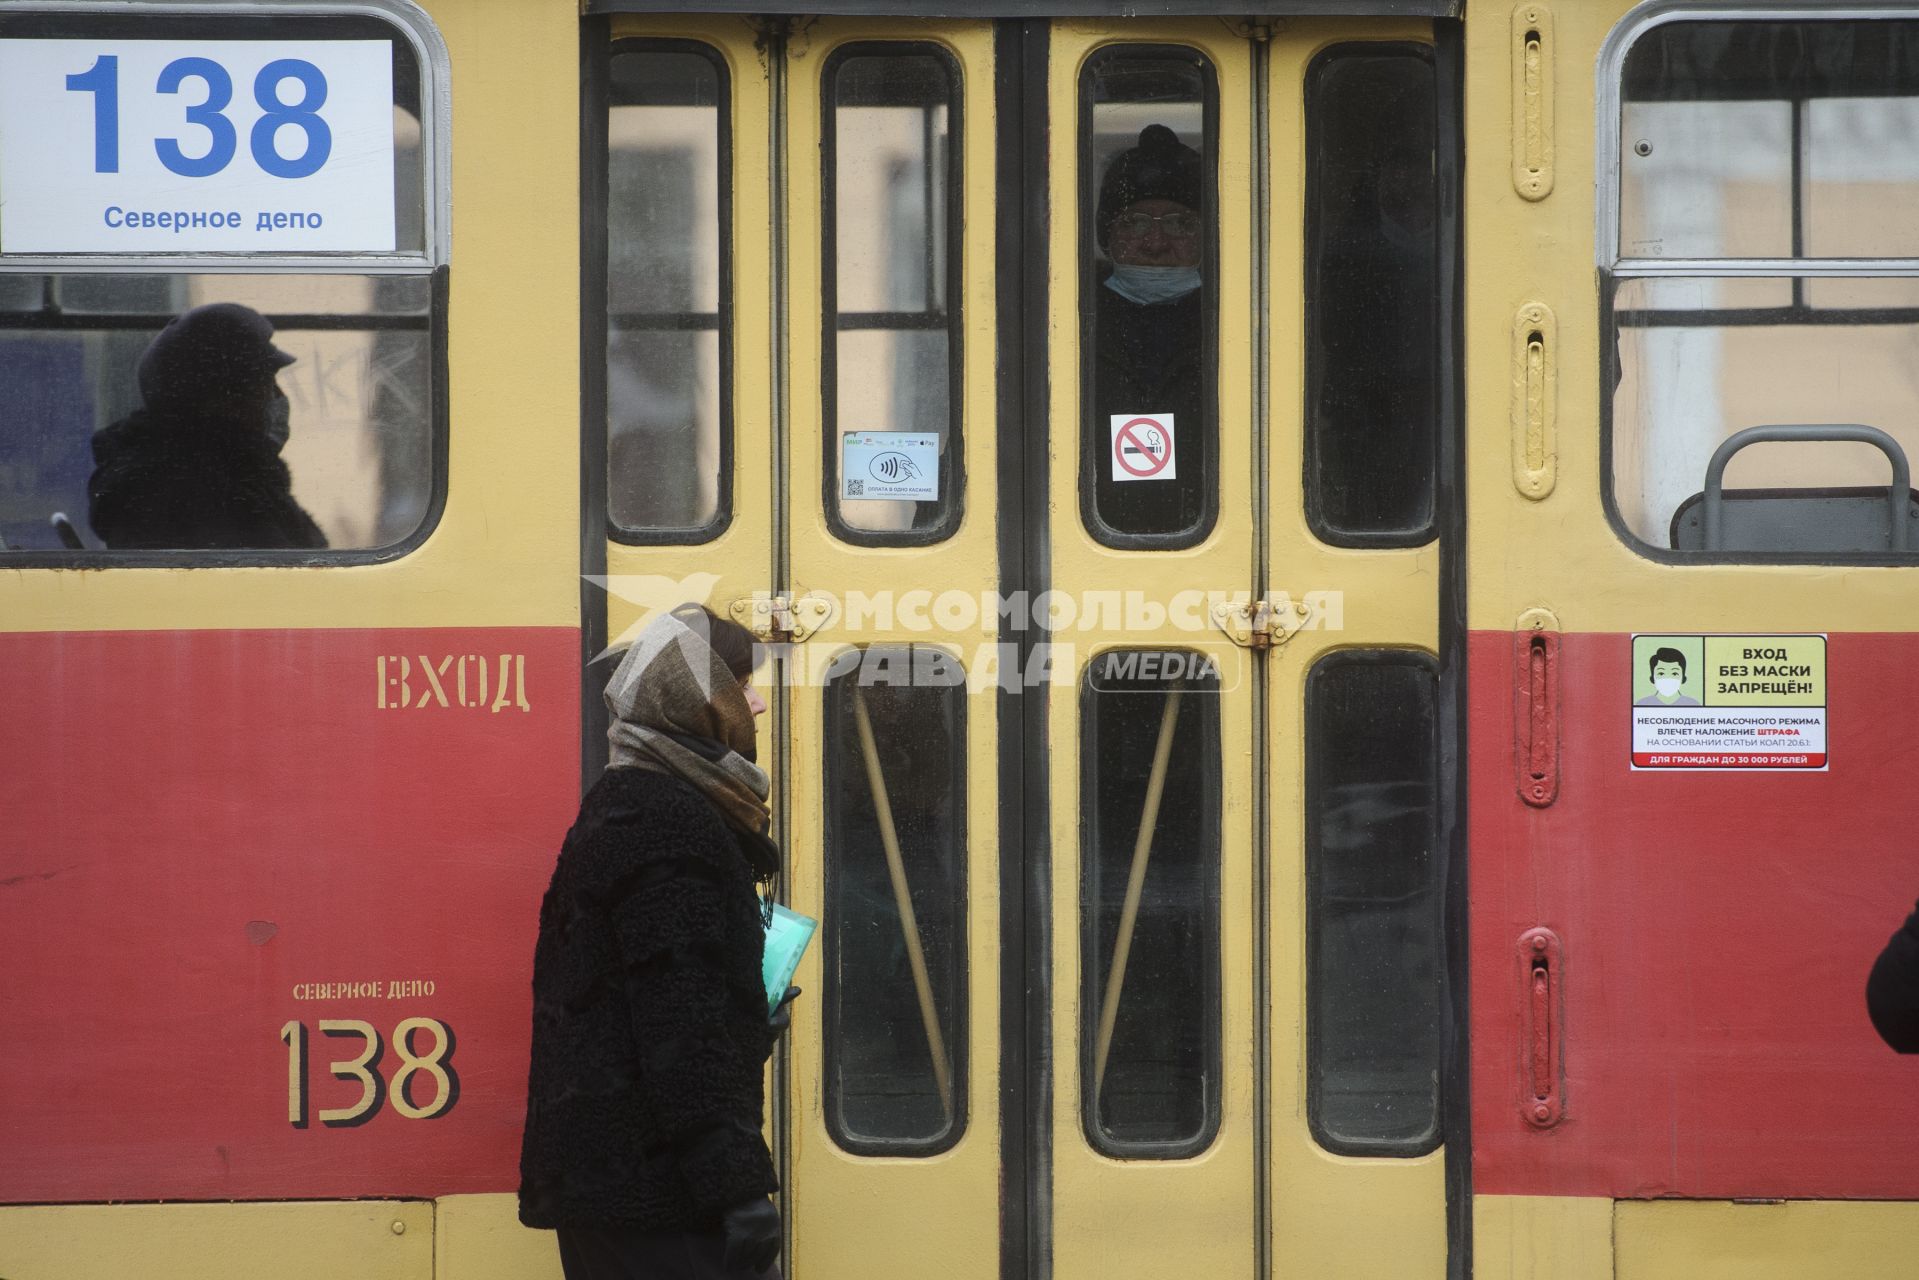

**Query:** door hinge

left=1211, top=596, right=1308, bottom=650
left=729, top=592, right=832, bottom=645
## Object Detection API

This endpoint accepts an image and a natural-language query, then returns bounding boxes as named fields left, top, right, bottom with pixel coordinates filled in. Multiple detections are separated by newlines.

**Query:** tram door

left=595, top=19, right=1005, bottom=1277
left=1042, top=19, right=1449, bottom=1279
left=592, top=15, right=1451, bottom=1278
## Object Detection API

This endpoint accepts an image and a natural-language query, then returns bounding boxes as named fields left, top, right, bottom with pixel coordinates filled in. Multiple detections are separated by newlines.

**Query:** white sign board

left=1110, top=412, right=1176, bottom=481
left=842, top=432, right=939, bottom=501
left=0, top=40, right=396, bottom=254
left=1629, top=634, right=1829, bottom=771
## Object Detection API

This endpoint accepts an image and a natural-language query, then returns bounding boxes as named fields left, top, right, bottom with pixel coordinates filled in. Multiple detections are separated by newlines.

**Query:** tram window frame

left=1598, top=6, right=1919, bottom=566
left=820, top=645, right=970, bottom=1157
left=0, top=1, right=449, bottom=568
left=1077, top=44, right=1221, bottom=551
left=597, top=37, right=734, bottom=546
left=1303, top=648, right=1443, bottom=1158
left=1302, top=41, right=1439, bottom=549
left=820, top=41, right=965, bottom=548
left=1077, top=648, right=1223, bottom=1159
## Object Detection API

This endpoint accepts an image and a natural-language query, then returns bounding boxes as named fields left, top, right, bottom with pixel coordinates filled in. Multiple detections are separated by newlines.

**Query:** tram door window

left=0, top=9, right=441, bottom=559
left=1080, top=46, right=1216, bottom=546
left=606, top=43, right=728, bottom=537
left=592, top=16, right=1452, bottom=1279
left=821, top=648, right=968, bottom=1155
left=1304, top=45, right=1438, bottom=545
left=823, top=45, right=962, bottom=542
left=1607, top=19, right=1919, bottom=559
left=1079, top=651, right=1222, bottom=1156
left=1304, top=651, right=1442, bottom=1155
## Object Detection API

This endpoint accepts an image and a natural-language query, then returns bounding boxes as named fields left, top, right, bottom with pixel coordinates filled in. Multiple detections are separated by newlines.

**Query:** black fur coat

left=518, top=767, right=778, bottom=1231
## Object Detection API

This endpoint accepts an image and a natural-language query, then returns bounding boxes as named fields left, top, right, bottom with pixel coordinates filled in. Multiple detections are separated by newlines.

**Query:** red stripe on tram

left=0, top=627, right=579, bottom=1202
left=1470, top=629, right=1919, bottom=1199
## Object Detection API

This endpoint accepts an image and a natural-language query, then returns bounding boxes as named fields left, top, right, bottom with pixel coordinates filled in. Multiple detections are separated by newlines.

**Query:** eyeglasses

left=1110, top=210, right=1204, bottom=238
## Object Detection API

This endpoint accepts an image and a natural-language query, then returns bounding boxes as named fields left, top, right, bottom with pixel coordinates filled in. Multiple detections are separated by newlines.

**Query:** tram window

left=1612, top=276, right=1919, bottom=553
left=0, top=274, right=435, bottom=554
left=1079, top=47, right=1218, bottom=548
left=822, top=647, right=968, bottom=1155
left=1080, top=650, right=1221, bottom=1156
left=1607, top=18, right=1919, bottom=559
left=0, top=276, right=38, bottom=310
left=823, top=46, right=962, bottom=545
left=1619, top=21, right=1919, bottom=262
left=0, top=6, right=441, bottom=560
left=605, top=43, right=729, bottom=539
left=1304, top=45, right=1438, bottom=546
left=1305, top=651, right=1441, bottom=1156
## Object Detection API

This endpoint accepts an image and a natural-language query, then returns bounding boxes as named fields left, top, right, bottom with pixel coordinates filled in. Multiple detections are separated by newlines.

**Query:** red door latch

left=1514, top=621, right=1560, bottom=807
left=1520, top=927, right=1563, bottom=1128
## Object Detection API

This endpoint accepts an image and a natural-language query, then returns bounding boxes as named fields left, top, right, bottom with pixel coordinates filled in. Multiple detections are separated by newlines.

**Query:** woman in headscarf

left=520, top=603, right=793, bottom=1278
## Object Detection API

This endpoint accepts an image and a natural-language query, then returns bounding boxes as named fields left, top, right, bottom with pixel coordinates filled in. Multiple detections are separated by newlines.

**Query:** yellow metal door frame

left=1044, top=20, right=1261, bottom=1280
left=1262, top=22, right=1449, bottom=1280
left=781, top=16, right=1004, bottom=1278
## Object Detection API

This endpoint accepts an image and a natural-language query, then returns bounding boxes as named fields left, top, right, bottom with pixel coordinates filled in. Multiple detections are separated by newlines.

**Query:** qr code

left=846, top=478, right=864, bottom=497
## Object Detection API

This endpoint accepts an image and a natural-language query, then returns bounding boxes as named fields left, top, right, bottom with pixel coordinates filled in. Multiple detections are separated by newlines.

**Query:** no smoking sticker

left=1111, top=413, right=1176, bottom=481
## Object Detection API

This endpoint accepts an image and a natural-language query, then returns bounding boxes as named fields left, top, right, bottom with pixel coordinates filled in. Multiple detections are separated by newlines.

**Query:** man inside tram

left=1091, top=123, right=1206, bottom=535
left=86, top=301, right=328, bottom=551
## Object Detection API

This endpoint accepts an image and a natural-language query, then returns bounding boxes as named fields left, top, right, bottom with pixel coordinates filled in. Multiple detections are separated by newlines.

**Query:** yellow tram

left=4, top=0, right=1919, bottom=1276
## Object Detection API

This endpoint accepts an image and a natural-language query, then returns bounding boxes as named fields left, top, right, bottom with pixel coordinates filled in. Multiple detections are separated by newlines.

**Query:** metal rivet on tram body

left=1634, top=140, right=1653, bottom=157
left=391, top=1220, right=407, bottom=1236
left=1532, top=1104, right=1552, bottom=1122
left=1531, top=935, right=1548, bottom=953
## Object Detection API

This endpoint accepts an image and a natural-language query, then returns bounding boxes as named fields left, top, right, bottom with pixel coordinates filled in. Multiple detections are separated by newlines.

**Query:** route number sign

left=0, top=40, right=397, bottom=253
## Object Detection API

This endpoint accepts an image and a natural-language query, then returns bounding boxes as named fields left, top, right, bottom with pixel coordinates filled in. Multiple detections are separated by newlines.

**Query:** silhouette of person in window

left=88, top=302, right=327, bottom=550
left=1091, top=124, right=1207, bottom=537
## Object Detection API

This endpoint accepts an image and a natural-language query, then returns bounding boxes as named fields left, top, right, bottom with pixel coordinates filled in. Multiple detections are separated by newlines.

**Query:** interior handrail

left=1703, top=423, right=1911, bottom=552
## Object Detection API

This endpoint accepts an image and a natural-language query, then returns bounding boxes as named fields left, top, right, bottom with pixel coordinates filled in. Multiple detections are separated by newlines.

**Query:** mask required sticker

left=1630, top=633, right=1828, bottom=770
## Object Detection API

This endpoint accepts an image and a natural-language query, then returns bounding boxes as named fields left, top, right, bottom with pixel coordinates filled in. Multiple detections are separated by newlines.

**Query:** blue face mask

left=1104, top=264, right=1201, bottom=306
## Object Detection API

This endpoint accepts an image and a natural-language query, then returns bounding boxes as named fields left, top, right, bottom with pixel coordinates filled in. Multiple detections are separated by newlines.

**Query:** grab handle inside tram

left=1702, top=423, right=1912, bottom=552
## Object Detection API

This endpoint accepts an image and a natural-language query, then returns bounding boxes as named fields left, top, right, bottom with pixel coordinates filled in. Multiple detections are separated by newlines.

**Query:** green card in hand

left=762, top=903, right=817, bottom=1015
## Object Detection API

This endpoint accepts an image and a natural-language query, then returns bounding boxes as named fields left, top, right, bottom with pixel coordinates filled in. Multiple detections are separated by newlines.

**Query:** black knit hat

left=137, top=302, right=296, bottom=410
left=1096, top=124, right=1204, bottom=250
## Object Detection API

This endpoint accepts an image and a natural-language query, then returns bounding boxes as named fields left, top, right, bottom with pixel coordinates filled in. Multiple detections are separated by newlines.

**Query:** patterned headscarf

left=604, top=612, right=773, bottom=869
